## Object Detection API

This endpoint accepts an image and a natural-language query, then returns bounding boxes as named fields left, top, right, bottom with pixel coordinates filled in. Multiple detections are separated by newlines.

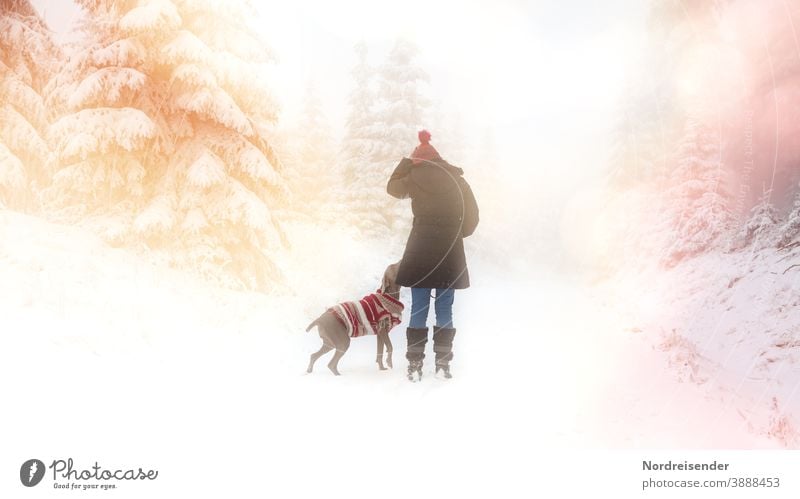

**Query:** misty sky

left=30, top=0, right=648, bottom=195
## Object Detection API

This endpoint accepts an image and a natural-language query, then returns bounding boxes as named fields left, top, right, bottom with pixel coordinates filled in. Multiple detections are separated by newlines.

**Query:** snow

left=227, top=180, right=271, bottom=230
left=181, top=207, right=208, bottom=233
left=1, top=74, right=46, bottom=126
left=1, top=104, right=46, bottom=156
left=134, top=194, right=176, bottom=233
left=778, top=195, right=800, bottom=247
left=172, top=86, right=253, bottom=136
left=34, top=0, right=285, bottom=289
left=0, top=142, right=25, bottom=189
left=67, top=67, right=147, bottom=109
left=236, top=139, right=282, bottom=187
left=119, top=0, right=182, bottom=35
left=161, top=30, right=215, bottom=66
left=91, top=39, right=147, bottom=68
left=594, top=246, right=800, bottom=448
left=49, top=107, right=157, bottom=157
left=187, top=149, right=226, bottom=188
left=2, top=206, right=794, bottom=498
left=5, top=5, right=800, bottom=497
left=60, top=132, right=98, bottom=160
left=170, top=62, right=219, bottom=88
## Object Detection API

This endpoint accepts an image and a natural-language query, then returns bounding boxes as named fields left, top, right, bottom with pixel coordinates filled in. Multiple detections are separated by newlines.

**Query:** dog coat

left=329, top=290, right=404, bottom=338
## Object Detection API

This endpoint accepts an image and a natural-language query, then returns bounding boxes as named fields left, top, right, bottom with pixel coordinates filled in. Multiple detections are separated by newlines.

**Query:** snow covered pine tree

left=663, top=117, right=732, bottom=264
left=0, top=0, right=57, bottom=210
left=45, top=0, right=288, bottom=290
left=737, top=188, right=779, bottom=250
left=337, top=41, right=387, bottom=237
left=280, top=79, right=337, bottom=224
left=45, top=2, right=156, bottom=225
left=339, top=39, right=430, bottom=237
left=778, top=188, right=800, bottom=249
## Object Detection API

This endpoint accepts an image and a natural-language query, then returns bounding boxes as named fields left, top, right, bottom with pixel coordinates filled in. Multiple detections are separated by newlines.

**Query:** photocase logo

left=18, top=457, right=159, bottom=490
left=20, top=459, right=45, bottom=487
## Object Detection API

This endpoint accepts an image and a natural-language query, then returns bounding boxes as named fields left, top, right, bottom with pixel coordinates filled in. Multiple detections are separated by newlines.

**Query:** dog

left=305, top=262, right=403, bottom=375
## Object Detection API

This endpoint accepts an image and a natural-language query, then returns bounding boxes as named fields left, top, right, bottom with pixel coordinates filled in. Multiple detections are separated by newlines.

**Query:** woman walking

left=387, top=130, right=479, bottom=381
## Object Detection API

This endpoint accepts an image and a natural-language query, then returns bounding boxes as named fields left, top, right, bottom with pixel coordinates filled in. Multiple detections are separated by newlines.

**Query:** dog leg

left=307, top=343, right=333, bottom=373
left=376, top=334, right=387, bottom=370
left=328, top=337, right=349, bottom=376
left=328, top=349, right=345, bottom=376
left=385, top=334, right=393, bottom=369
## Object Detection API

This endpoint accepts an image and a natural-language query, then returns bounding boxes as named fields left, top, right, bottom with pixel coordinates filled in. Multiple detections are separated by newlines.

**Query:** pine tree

left=608, top=93, right=666, bottom=187
left=44, top=3, right=157, bottom=222
left=737, top=187, right=778, bottom=249
left=607, top=59, right=681, bottom=188
left=607, top=0, right=725, bottom=189
left=141, top=0, right=288, bottom=290
left=663, top=117, right=732, bottom=263
left=283, top=79, right=336, bottom=222
left=374, top=39, right=429, bottom=162
left=778, top=186, right=800, bottom=249
left=366, top=38, right=430, bottom=233
left=340, top=41, right=379, bottom=174
left=45, top=0, right=288, bottom=290
left=0, top=0, right=57, bottom=209
left=335, top=41, right=389, bottom=236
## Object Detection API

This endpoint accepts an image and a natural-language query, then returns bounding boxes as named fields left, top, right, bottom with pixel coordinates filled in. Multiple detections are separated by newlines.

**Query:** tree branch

left=783, top=264, right=800, bottom=275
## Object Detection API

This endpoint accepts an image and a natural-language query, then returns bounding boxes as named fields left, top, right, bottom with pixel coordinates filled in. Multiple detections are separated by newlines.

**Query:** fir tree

left=45, top=0, right=288, bottom=290
left=373, top=39, right=429, bottom=162
left=608, top=95, right=664, bottom=186
left=361, top=38, right=430, bottom=234
left=778, top=186, right=800, bottom=249
left=283, top=79, right=336, bottom=222
left=336, top=41, right=390, bottom=236
left=340, top=41, right=379, bottom=173
left=140, top=0, right=287, bottom=290
left=664, top=117, right=732, bottom=263
left=737, top=187, right=778, bottom=249
left=44, top=3, right=157, bottom=221
left=0, top=0, right=57, bottom=209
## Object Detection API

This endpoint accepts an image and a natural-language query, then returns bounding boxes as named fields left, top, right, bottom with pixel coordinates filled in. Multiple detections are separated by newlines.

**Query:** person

left=386, top=129, right=479, bottom=381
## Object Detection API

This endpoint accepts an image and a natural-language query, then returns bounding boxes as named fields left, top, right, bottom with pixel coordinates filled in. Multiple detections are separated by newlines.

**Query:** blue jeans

left=409, top=287, right=455, bottom=329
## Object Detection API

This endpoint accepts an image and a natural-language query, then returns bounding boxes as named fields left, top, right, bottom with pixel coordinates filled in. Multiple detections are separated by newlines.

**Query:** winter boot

left=433, top=326, right=456, bottom=379
left=405, top=327, right=428, bottom=382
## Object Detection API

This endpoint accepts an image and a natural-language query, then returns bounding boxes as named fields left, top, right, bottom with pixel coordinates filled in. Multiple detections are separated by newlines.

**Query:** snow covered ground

left=593, top=247, right=800, bottom=449
left=0, top=209, right=791, bottom=498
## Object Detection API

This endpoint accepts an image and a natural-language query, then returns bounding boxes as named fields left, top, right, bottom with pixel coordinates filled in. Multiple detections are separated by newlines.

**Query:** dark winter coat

left=387, top=157, right=479, bottom=289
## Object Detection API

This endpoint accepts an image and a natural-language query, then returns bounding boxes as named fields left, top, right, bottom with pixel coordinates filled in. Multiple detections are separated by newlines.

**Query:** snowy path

left=0, top=211, right=785, bottom=498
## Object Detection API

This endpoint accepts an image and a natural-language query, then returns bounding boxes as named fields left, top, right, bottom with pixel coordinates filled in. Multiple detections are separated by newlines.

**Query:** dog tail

left=305, top=318, right=319, bottom=332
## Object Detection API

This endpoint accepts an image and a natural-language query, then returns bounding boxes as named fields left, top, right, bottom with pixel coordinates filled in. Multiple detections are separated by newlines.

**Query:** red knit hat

left=418, top=129, right=431, bottom=144
left=411, top=129, right=440, bottom=165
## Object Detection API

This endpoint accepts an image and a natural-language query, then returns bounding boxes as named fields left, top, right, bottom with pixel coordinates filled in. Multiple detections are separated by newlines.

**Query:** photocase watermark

left=19, top=457, right=158, bottom=491
left=20, top=459, right=45, bottom=487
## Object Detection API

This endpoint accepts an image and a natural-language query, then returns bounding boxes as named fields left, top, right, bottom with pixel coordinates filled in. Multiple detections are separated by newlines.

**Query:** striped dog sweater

left=329, top=290, right=404, bottom=338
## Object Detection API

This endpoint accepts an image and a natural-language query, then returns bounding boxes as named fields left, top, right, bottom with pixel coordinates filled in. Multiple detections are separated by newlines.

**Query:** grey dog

left=305, top=263, right=402, bottom=375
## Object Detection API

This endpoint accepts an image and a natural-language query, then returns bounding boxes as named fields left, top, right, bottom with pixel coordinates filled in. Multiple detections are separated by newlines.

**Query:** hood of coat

left=408, top=160, right=465, bottom=195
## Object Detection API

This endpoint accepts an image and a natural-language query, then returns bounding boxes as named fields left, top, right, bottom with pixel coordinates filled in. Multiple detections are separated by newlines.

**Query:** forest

left=604, top=0, right=800, bottom=268
left=1, top=0, right=524, bottom=292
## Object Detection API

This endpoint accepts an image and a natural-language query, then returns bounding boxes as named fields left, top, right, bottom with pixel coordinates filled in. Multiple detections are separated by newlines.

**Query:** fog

left=258, top=0, right=647, bottom=187
left=27, top=0, right=658, bottom=272
left=33, top=0, right=646, bottom=197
